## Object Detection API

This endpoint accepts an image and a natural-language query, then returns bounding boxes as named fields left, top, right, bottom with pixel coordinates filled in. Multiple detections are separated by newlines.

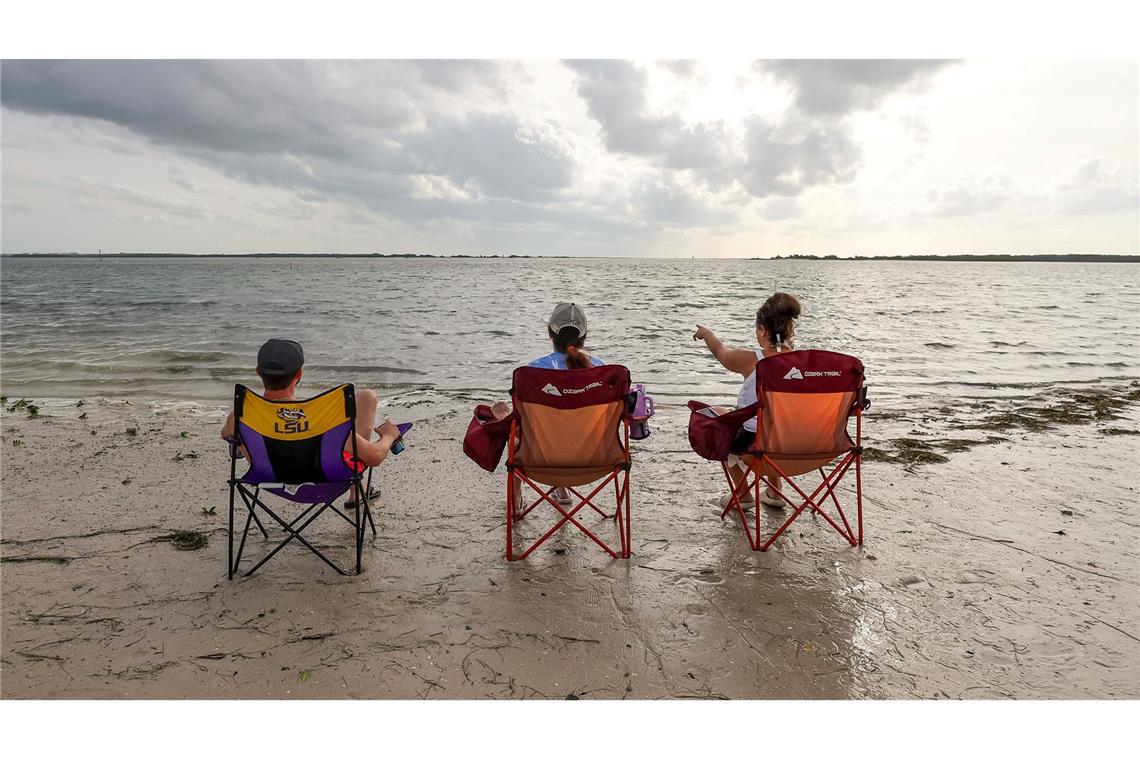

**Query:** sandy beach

left=1, top=396, right=1137, bottom=700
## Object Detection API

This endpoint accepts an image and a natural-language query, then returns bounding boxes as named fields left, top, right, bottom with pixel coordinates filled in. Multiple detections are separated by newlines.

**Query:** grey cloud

left=168, top=166, right=199, bottom=192
left=1, top=61, right=410, bottom=159
left=740, top=116, right=860, bottom=198
left=2, top=60, right=581, bottom=225
left=924, top=174, right=1015, bottom=217
left=757, top=60, right=954, bottom=115
left=1057, top=159, right=1139, bottom=215
left=564, top=60, right=731, bottom=175
left=404, top=114, right=575, bottom=200
left=633, top=175, right=738, bottom=227
left=567, top=60, right=871, bottom=201
left=84, top=181, right=210, bottom=218
left=657, top=60, right=700, bottom=78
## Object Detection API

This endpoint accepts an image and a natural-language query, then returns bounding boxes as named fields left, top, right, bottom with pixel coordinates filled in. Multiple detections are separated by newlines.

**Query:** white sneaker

left=759, top=488, right=787, bottom=509
left=719, top=491, right=755, bottom=509
left=554, top=487, right=574, bottom=507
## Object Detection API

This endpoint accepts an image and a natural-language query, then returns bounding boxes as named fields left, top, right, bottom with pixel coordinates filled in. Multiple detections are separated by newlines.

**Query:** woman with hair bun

left=491, top=302, right=605, bottom=505
left=526, top=302, right=604, bottom=371
left=692, top=292, right=802, bottom=509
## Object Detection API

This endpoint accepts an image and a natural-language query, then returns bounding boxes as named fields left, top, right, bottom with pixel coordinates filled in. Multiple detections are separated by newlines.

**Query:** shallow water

left=3, top=257, right=1139, bottom=431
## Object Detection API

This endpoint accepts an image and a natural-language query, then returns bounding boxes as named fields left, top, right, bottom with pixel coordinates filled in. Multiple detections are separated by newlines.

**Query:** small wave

left=924, top=342, right=955, bottom=349
left=307, top=364, right=425, bottom=376
left=990, top=341, right=1027, bottom=347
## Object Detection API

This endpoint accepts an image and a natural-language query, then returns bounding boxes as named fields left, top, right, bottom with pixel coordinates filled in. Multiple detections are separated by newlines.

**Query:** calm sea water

left=2, top=256, right=1139, bottom=428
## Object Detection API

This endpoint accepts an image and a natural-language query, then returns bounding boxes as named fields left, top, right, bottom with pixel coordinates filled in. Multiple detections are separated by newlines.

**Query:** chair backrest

left=234, top=383, right=357, bottom=487
left=511, top=365, right=631, bottom=486
left=753, top=350, right=865, bottom=477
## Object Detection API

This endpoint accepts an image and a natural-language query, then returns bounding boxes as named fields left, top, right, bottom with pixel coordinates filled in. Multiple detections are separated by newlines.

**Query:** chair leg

left=623, top=471, right=632, bottom=559
left=506, top=472, right=514, bottom=561
left=227, top=483, right=235, bottom=580
left=355, top=504, right=364, bottom=575
left=250, top=510, right=269, bottom=538
left=856, top=453, right=864, bottom=546
left=234, top=505, right=255, bottom=573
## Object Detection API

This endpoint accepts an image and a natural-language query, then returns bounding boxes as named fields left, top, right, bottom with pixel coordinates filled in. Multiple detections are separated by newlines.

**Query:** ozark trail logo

left=275, top=407, right=309, bottom=434
left=542, top=381, right=604, bottom=396
left=784, top=366, right=843, bottom=380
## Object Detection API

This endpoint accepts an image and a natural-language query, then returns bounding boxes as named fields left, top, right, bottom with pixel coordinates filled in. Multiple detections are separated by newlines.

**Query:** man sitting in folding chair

left=219, top=339, right=402, bottom=577
left=503, top=363, right=635, bottom=560
left=688, top=349, right=869, bottom=552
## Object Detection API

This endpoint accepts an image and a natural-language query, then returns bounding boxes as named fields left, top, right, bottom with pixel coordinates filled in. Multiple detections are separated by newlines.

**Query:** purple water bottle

left=629, top=384, right=654, bottom=440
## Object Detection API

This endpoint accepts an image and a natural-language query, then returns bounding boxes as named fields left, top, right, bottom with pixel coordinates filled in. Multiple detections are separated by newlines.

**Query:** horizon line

left=1, top=252, right=1137, bottom=262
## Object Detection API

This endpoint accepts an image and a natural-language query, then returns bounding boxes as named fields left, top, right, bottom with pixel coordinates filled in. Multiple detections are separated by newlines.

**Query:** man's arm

left=350, top=422, right=402, bottom=468
left=220, top=411, right=235, bottom=441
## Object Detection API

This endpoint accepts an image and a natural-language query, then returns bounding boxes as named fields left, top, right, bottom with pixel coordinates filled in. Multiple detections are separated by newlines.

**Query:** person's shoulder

left=528, top=354, right=555, bottom=368
left=590, top=355, right=606, bottom=367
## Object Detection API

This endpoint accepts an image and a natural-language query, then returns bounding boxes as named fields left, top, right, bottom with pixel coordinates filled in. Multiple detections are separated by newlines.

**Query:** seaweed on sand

left=150, top=531, right=208, bottom=551
left=962, top=383, right=1140, bottom=433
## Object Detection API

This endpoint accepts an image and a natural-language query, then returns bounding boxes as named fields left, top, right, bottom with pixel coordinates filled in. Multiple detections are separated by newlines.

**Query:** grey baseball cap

left=548, top=302, right=587, bottom=334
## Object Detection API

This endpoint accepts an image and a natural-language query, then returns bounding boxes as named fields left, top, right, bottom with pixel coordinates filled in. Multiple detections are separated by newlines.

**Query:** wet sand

left=1, top=400, right=1137, bottom=699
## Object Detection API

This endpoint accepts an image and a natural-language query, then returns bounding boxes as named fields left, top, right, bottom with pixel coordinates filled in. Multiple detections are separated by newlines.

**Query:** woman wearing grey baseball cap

left=490, top=303, right=605, bottom=421
left=526, top=302, right=605, bottom=371
left=489, top=303, right=607, bottom=506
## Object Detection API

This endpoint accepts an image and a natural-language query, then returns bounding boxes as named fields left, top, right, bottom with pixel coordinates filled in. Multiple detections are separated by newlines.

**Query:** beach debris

left=150, top=531, right=208, bottom=551
left=172, top=451, right=199, bottom=461
left=6, top=397, right=31, bottom=412
left=298, top=670, right=312, bottom=682
left=899, top=575, right=924, bottom=586
left=121, top=478, right=132, bottom=485
left=2, top=555, right=74, bottom=565
left=1060, top=510, right=1074, bottom=516
left=201, top=506, right=217, bottom=516
left=180, top=431, right=191, bottom=438
left=10, top=439, right=24, bottom=447
left=79, top=412, right=87, bottom=420
left=1055, top=530, right=1066, bottom=536
left=125, top=427, right=138, bottom=436
left=76, top=400, right=85, bottom=407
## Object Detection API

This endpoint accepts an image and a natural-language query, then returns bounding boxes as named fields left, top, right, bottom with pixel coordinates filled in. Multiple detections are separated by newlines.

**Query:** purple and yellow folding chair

left=227, top=383, right=375, bottom=577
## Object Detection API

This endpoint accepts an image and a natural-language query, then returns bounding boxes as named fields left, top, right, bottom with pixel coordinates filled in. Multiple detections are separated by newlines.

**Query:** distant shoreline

left=0, top=252, right=1136, bottom=262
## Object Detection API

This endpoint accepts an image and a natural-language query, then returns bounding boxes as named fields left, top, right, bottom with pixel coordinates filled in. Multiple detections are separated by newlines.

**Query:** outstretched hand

left=693, top=324, right=714, bottom=342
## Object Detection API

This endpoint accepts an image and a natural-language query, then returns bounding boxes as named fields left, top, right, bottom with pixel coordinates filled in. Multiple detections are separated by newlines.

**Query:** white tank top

left=737, top=350, right=766, bottom=432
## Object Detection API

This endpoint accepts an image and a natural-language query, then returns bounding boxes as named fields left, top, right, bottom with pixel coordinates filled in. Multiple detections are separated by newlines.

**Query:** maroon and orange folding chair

left=688, top=350, right=869, bottom=551
left=504, top=365, right=634, bottom=560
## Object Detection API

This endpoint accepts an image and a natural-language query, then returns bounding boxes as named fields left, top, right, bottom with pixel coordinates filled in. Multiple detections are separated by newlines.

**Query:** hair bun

left=756, top=292, right=802, bottom=340
left=769, top=292, right=801, bottom=320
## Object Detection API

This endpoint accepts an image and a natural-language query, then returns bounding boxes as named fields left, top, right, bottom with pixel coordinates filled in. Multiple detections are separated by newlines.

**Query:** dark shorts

left=730, top=428, right=754, bottom=455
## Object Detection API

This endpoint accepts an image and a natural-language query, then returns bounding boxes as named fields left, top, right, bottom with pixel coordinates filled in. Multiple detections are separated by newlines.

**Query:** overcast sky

left=2, top=59, right=1137, bottom=256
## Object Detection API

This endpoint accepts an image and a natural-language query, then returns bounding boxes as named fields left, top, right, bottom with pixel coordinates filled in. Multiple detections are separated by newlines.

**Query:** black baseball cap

left=257, top=338, right=304, bottom=377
